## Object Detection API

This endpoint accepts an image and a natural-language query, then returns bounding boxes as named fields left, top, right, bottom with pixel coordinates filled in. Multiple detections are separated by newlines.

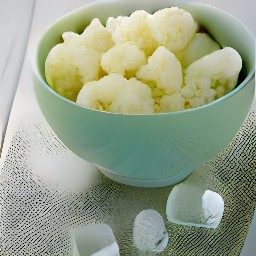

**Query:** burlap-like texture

left=0, top=100, right=255, bottom=255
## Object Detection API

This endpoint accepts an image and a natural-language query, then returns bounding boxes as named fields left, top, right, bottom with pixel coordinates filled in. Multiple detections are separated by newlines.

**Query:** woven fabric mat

left=0, top=100, right=255, bottom=256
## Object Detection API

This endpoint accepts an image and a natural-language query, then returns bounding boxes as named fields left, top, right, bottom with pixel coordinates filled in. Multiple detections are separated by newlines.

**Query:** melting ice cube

left=166, top=183, right=224, bottom=229
left=133, top=209, right=169, bottom=253
left=71, top=224, right=119, bottom=256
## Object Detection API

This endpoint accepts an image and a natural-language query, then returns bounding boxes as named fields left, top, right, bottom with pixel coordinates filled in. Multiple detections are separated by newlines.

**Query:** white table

left=0, top=0, right=35, bottom=147
left=0, top=0, right=255, bottom=255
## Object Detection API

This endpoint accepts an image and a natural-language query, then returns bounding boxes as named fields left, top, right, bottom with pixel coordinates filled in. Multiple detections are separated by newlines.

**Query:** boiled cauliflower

left=80, top=18, right=114, bottom=53
left=45, top=36, right=101, bottom=101
left=76, top=73, right=154, bottom=114
left=150, top=7, right=198, bottom=53
left=136, top=46, right=183, bottom=111
left=160, top=93, right=185, bottom=113
left=101, top=42, right=147, bottom=78
left=182, top=47, right=242, bottom=108
left=106, top=10, right=158, bottom=56
left=137, top=46, right=183, bottom=94
left=45, top=18, right=115, bottom=101
left=45, top=7, right=243, bottom=114
left=176, top=32, right=221, bottom=68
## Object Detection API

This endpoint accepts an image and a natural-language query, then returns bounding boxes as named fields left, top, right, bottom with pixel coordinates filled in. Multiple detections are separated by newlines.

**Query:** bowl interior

left=35, top=0, right=255, bottom=96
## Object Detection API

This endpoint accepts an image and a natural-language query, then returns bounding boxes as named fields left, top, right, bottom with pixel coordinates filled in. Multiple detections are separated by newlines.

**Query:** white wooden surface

left=0, top=0, right=35, bottom=147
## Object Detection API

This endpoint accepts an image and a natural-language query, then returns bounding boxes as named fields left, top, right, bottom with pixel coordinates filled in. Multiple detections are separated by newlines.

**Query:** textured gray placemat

left=0, top=100, right=255, bottom=255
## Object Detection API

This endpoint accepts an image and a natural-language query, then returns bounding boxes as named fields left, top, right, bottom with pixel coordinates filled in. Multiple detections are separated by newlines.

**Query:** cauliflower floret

left=136, top=46, right=183, bottom=112
left=76, top=73, right=154, bottom=114
left=101, top=42, right=147, bottom=78
left=45, top=36, right=101, bottom=101
left=80, top=18, right=114, bottom=53
left=160, top=93, right=185, bottom=112
left=62, top=31, right=79, bottom=41
left=150, top=7, right=198, bottom=53
left=106, top=15, right=126, bottom=42
left=182, top=47, right=242, bottom=108
left=136, top=46, right=183, bottom=95
left=176, top=32, right=221, bottom=68
left=186, top=88, right=216, bottom=108
left=106, top=10, right=158, bottom=56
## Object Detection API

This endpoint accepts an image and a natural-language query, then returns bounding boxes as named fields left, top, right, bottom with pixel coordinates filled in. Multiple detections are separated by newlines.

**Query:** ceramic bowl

left=32, top=0, right=255, bottom=187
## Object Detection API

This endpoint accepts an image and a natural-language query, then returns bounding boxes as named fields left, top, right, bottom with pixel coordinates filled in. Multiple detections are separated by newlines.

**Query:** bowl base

left=96, top=165, right=192, bottom=188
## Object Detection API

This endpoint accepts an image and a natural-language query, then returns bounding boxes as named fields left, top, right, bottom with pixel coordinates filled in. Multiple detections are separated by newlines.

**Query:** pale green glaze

left=32, top=0, right=255, bottom=187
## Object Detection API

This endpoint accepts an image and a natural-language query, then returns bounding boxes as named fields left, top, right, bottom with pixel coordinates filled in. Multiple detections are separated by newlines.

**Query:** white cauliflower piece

left=160, top=93, right=185, bottom=112
left=182, top=47, right=242, bottom=108
left=80, top=18, right=114, bottom=53
left=101, top=42, right=147, bottom=78
left=76, top=73, right=154, bottom=114
left=137, top=46, right=183, bottom=112
left=106, top=15, right=127, bottom=43
left=176, top=32, right=221, bottom=68
left=137, top=46, right=183, bottom=95
left=186, top=88, right=216, bottom=109
left=62, top=31, right=79, bottom=41
left=45, top=36, right=101, bottom=101
left=106, top=10, right=158, bottom=55
left=150, top=7, right=198, bottom=53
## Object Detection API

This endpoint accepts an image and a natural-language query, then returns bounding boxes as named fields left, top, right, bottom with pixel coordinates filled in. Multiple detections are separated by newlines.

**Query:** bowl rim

left=32, top=0, right=256, bottom=117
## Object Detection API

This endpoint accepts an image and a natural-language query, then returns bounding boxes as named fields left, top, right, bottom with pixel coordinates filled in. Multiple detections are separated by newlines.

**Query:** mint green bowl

left=32, top=0, right=255, bottom=187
